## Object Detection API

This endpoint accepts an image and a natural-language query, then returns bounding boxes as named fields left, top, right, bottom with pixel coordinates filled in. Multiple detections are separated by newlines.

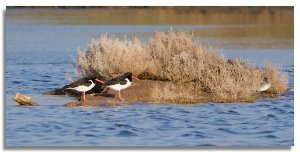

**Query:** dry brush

left=72, top=30, right=288, bottom=103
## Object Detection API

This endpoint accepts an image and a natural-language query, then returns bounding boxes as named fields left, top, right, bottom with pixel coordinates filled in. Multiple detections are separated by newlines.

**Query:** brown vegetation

left=74, top=36, right=151, bottom=79
left=262, top=64, right=288, bottom=94
left=72, top=30, right=288, bottom=103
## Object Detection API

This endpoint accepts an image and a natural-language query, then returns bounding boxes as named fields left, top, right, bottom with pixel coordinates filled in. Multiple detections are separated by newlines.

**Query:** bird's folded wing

left=106, top=80, right=127, bottom=85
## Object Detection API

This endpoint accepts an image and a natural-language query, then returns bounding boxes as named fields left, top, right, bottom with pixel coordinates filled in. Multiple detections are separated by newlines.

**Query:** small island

left=37, top=30, right=288, bottom=106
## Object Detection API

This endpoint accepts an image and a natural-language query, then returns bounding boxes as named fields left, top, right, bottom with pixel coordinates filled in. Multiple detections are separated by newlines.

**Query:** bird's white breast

left=258, top=82, right=271, bottom=92
left=108, top=78, right=132, bottom=91
left=73, top=82, right=95, bottom=92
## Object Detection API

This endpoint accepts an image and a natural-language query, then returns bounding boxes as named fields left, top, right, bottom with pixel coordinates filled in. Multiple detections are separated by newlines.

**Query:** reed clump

left=74, top=35, right=152, bottom=80
left=73, top=30, right=288, bottom=102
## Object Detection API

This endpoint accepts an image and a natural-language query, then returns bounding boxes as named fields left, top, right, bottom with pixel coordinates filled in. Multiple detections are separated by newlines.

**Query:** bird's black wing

left=80, top=81, right=93, bottom=87
left=110, top=74, right=126, bottom=81
left=105, top=79, right=127, bottom=85
left=63, top=77, right=94, bottom=88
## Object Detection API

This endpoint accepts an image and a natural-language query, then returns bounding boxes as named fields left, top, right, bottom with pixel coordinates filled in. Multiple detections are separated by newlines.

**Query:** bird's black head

left=120, top=72, right=132, bottom=81
left=123, top=72, right=133, bottom=79
left=86, top=77, right=97, bottom=83
left=263, top=77, right=268, bottom=81
left=122, top=72, right=140, bottom=81
left=85, top=77, right=104, bottom=84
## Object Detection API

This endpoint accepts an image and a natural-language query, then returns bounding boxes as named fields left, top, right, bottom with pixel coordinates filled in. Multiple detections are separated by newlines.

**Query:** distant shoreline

left=6, top=6, right=293, bottom=26
left=7, top=6, right=293, bottom=13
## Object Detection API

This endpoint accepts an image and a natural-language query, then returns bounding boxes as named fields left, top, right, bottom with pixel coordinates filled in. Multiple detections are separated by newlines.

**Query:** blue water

left=5, top=9, right=294, bottom=146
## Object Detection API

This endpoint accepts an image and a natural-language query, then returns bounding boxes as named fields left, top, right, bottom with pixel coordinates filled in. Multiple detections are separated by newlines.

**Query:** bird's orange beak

left=95, top=78, right=104, bottom=83
left=131, top=75, right=140, bottom=80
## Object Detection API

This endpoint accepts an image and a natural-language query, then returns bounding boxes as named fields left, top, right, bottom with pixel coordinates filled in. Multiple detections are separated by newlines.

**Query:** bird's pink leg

left=83, top=92, right=86, bottom=101
left=118, top=90, right=125, bottom=101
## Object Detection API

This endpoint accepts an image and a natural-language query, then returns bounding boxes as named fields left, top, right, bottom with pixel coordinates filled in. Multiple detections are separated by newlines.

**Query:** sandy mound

left=61, top=80, right=205, bottom=107
left=41, top=79, right=279, bottom=107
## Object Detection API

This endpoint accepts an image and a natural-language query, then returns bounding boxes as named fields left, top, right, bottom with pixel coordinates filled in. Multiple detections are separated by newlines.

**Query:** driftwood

left=14, top=93, right=39, bottom=106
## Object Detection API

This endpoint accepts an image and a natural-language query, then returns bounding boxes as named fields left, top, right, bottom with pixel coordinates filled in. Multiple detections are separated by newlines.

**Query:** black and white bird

left=258, top=77, right=271, bottom=92
left=103, top=72, right=140, bottom=101
left=67, top=78, right=103, bottom=102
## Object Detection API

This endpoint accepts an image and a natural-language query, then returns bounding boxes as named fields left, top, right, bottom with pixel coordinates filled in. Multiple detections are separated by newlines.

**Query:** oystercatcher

left=103, top=72, right=140, bottom=101
left=258, top=77, right=271, bottom=92
left=67, top=78, right=104, bottom=102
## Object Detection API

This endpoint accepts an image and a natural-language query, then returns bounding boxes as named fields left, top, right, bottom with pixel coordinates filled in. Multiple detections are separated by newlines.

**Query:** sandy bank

left=41, top=79, right=279, bottom=107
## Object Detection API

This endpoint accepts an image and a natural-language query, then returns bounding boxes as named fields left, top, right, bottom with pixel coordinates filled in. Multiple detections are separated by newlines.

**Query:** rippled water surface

left=5, top=8, right=294, bottom=146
